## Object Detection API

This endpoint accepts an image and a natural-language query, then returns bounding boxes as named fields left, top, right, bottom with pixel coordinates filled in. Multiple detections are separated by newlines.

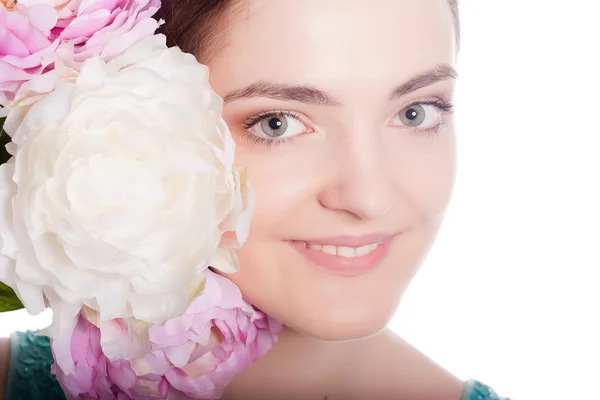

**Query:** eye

left=390, top=103, right=442, bottom=130
left=246, top=111, right=310, bottom=140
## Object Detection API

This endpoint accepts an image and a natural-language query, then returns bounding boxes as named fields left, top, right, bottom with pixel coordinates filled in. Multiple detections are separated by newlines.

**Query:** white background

left=1, top=1, right=599, bottom=399
left=390, top=1, right=600, bottom=399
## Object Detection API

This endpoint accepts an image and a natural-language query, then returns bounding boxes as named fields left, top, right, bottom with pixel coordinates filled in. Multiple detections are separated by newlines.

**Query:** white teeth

left=355, top=243, right=379, bottom=256
left=306, top=242, right=381, bottom=258
left=321, top=245, right=337, bottom=255
left=336, top=246, right=355, bottom=257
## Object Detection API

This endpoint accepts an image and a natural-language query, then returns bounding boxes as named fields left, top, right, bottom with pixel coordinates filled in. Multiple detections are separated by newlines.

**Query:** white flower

left=0, top=35, right=253, bottom=340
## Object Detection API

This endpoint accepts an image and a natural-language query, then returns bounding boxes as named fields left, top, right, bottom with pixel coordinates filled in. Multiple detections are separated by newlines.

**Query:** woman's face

left=207, top=0, right=457, bottom=341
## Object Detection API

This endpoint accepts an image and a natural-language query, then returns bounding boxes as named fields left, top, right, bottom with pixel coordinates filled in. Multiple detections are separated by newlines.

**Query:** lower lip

left=288, top=237, right=395, bottom=275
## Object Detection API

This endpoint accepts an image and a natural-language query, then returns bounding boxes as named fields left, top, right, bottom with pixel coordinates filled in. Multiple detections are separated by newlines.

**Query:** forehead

left=209, top=0, right=456, bottom=95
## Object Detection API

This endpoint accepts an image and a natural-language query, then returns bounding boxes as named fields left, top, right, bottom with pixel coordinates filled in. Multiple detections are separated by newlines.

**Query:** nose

left=317, top=137, right=394, bottom=221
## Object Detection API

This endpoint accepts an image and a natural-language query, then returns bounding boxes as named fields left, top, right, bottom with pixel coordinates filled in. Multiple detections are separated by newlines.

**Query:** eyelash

left=239, top=99, right=455, bottom=149
left=410, top=99, right=454, bottom=137
left=240, top=109, right=304, bottom=150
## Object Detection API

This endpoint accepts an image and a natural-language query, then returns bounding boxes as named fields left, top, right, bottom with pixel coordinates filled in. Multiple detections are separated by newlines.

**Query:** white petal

left=38, top=302, right=81, bottom=374
left=15, top=281, right=45, bottom=315
left=99, top=318, right=152, bottom=360
left=207, top=248, right=238, bottom=274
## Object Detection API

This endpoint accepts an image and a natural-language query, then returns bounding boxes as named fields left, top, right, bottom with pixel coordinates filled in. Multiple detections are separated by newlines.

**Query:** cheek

left=221, top=147, right=318, bottom=317
left=232, top=146, right=321, bottom=234
left=397, top=131, right=457, bottom=223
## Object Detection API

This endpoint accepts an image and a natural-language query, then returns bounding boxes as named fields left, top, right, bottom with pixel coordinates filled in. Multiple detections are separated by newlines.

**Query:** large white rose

left=0, top=35, right=253, bottom=336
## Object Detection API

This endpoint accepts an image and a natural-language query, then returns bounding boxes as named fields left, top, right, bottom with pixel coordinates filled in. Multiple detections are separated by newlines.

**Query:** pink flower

left=51, top=316, right=147, bottom=399
left=53, top=0, right=162, bottom=62
left=52, top=271, right=282, bottom=400
left=0, top=4, right=60, bottom=105
left=0, top=0, right=161, bottom=120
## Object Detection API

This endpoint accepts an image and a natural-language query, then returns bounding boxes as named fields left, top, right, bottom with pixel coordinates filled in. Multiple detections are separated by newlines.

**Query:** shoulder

left=462, top=379, right=513, bottom=400
left=5, top=331, right=65, bottom=400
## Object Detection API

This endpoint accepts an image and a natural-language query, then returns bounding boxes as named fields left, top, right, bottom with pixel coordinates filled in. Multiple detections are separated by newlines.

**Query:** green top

left=462, top=379, right=512, bottom=400
left=5, top=331, right=65, bottom=400
left=5, top=331, right=512, bottom=400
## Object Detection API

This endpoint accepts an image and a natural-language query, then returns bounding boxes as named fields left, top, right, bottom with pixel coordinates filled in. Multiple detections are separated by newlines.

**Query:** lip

left=288, top=234, right=397, bottom=275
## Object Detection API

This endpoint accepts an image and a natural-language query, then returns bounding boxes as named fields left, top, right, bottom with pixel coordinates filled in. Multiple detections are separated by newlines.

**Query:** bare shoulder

left=0, top=337, right=9, bottom=400
left=347, top=329, right=467, bottom=400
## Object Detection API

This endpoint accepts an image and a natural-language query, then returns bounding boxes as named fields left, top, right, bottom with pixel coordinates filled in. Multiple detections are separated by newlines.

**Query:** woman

left=1, top=0, right=511, bottom=399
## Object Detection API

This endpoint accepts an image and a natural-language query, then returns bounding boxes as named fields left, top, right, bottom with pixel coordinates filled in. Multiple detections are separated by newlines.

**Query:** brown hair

left=154, top=0, right=240, bottom=62
left=155, top=0, right=461, bottom=59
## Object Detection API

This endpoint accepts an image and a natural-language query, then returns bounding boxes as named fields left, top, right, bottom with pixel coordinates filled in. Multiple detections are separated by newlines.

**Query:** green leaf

left=0, top=282, right=24, bottom=312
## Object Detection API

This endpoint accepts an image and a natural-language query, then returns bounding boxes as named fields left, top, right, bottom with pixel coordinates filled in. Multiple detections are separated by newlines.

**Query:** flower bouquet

left=0, top=0, right=281, bottom=398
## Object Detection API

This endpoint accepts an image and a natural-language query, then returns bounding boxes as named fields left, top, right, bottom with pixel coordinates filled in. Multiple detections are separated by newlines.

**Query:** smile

left=300, top=241, right=383, bottom=258
left=288, top=234, right=398, bottom=275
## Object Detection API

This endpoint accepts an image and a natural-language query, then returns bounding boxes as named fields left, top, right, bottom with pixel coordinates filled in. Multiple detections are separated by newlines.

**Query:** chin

left=294, top=321, right=387, bottom=342
left=276, top=299, right=399, bottom=342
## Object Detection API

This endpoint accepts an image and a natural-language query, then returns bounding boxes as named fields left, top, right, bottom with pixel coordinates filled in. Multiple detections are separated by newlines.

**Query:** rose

left=0, top=34, right=253, bottom=357
left=52, top=271, right=282, bottom=400
left=52, top=0, right=162, bottom=62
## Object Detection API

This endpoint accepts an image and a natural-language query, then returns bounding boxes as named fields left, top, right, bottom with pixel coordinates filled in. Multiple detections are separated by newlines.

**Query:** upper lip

left=293, top=233, right=397, bottom=247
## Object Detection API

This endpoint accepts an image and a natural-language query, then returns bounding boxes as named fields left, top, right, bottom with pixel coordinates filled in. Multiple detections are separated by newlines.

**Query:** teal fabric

left=462, top=379, right=512, bottom=400
left=5, top=331, right=65, bottom=400
left=5, top=330, right=511, bottom=400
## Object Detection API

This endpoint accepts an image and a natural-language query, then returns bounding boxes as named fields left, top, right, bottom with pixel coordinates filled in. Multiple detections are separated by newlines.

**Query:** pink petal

left=163, top=341, right=195, bottom=368
left=107, top=359, right=137, bottom=390
left=58, top=8, right=115, bottom=41
left=79, top=0, right=121, bottom=15
left=131, top=350, right=171, bottom=376
left=165, top=368, right=218, bottom=398
left=148, top=314, right=194, bottom=344
left=158, top=377, right=169, bottom=397
left=19, top=3, right=59, bottom=34
left=0, top=8, right=53, bottom=55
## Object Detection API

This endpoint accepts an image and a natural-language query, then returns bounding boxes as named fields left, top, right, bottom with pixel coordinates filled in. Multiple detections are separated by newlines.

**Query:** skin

left=1, top=0, right=465, bottom=398
left=0, top=339, right=7, bottom=400
left=212, top=0, right=457, bottom=342
left=207, top=0, right=464, bottom=398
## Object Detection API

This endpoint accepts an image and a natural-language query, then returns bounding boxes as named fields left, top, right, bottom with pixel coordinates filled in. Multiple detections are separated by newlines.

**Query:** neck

left=221, top=326, right=467, bottom=400
left=221, top=326, right=357, bottom=400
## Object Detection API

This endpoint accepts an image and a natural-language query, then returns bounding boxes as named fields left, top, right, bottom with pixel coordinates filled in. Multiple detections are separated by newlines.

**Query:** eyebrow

left=389, top=63, right=458, bottom=100
left=222, top=63, right=457, bottom=106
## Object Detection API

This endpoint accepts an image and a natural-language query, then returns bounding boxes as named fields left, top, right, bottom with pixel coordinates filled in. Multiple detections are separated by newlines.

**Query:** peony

left=1, top=0, right=160, bottom=130
left=52, top=270, right=282, bottom=400
left=52, top=0, right=162, bottom=62
left=0, top=3, right=60, bottom=106
left=0, top=34, right=253, bottom=352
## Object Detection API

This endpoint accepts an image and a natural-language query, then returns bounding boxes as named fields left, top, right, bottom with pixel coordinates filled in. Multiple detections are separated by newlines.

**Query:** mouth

left=288, top=234, right=397, bottom=275
left=296, top=240, right=383, bottom=257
